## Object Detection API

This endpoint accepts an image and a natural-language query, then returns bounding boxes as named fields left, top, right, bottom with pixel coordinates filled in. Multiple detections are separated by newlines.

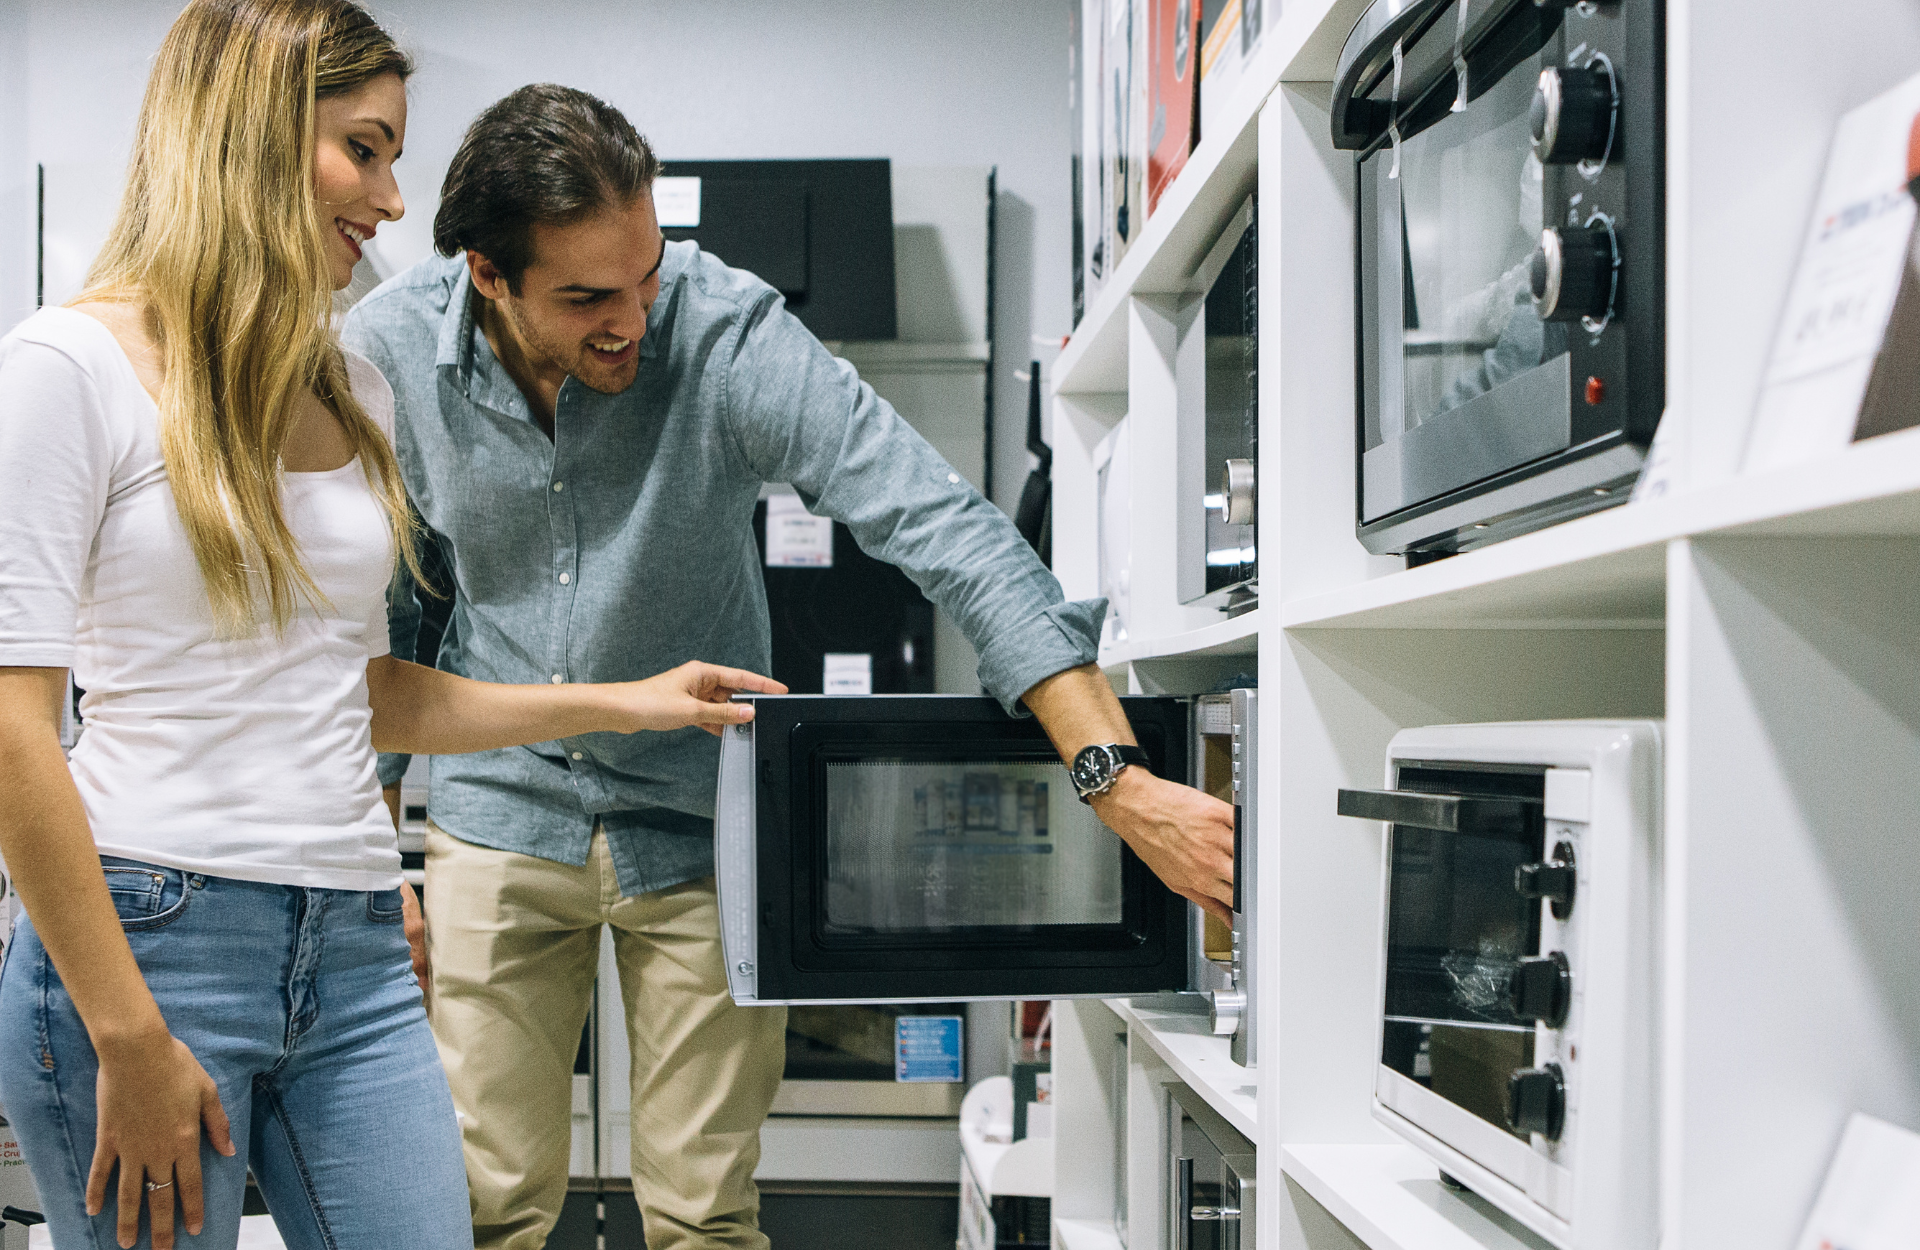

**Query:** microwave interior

left=1378, top=762, right=1548, bottom=1141
left=1343, top=0, right=1662, bottom=557
left=733, top=696, right=1193, bottom=1003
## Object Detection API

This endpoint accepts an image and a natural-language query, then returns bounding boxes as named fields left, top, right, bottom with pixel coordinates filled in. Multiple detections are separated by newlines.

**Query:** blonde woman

left=0, top=4, right=781, bottom=1248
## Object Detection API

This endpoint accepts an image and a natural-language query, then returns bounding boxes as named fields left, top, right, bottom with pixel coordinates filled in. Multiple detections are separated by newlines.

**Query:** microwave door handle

left=1336, top=788, right=1541, bottom=833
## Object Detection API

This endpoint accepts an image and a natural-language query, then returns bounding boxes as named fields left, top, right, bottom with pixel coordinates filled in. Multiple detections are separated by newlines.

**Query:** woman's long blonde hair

left=81, top=0, right=423, bottom=636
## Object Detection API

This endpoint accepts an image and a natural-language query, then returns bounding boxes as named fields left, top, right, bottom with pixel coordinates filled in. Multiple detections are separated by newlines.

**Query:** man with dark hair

left=344, top=83, right=1232, bottom=1250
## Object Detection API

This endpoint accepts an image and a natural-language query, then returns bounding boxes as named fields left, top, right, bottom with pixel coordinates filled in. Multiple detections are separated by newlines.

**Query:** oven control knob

left=1530, top=228, right=1616, bottom=323
left=1531, top=67, right=1615, bottom=165
left=1509, top=951, right=1572, bottom=1028
left=1209, top=987, right=1246, bottom=1037
left=1506, top=1063, right=1567, bottom=1141
left=1218, top=460, right=1257, bottom=526
left=1516, top=840, right=1578, bottom=919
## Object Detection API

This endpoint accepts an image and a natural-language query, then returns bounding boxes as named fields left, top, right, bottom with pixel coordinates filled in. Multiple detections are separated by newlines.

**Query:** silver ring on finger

left=145, top=1179, right=173, bottom=1192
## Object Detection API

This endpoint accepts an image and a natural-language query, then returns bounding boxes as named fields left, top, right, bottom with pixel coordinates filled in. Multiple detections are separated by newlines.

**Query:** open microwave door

left=717, top=695, right=1193, bottom=1004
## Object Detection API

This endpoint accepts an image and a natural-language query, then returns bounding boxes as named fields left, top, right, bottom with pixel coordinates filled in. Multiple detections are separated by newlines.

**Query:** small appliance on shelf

left=1169, top=1083, right=1254, bottom=1250
left=1338, top=720, right=1662, bottom=1250
left=1331, top=0, right=1664, bottom=561
left=1178, top=195, right=1258, bottom=616
left=713, top=692, right=1254, bottom=1063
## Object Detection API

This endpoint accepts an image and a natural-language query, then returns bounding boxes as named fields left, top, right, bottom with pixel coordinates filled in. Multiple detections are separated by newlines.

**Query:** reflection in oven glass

left=823, top=760, right=1122, bottom=932
left=1394, top=53, right=1557, bottom=434
left=1380, top=767, right=1546, bottom=1139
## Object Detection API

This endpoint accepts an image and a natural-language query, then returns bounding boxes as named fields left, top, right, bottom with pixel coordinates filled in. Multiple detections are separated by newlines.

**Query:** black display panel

left=659, top=158, right=897, bottom=342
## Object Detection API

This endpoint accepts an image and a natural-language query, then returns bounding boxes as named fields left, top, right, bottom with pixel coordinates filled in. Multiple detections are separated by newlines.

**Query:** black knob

left=1530, top=227, right=1616, bottom=323
left=1516, top=840, right=1578, bottom=919
left=1509, top=951, right=1572, bottom=1028
left=1531, top=67, right=1616, bottom=164
left=1506, top=1064, right=1567, bottom=1140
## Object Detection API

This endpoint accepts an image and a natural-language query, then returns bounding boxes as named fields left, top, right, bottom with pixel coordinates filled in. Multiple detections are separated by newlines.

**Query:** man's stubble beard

left=500, top=298, right=641, bottom=397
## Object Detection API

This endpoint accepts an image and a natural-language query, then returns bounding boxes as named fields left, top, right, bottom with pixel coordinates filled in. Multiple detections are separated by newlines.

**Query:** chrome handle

left=1218, top=460, right=1256, bottom=526
left=1191, top=1205, right=1242, bottom=1222
left=1175, top=1157, right=1195, bottom=1250
left=1336, top=788, right=1541, bottom=834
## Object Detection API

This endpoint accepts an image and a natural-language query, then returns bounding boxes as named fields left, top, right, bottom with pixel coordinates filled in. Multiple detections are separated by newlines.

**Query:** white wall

left=4, top=0, right=1073, bottom=512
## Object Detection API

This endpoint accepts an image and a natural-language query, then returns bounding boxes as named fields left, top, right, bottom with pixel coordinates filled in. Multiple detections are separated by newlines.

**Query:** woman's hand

left=88, top=1029, right=235, bottom=1250
left=599, top=662, right=788, bottom=736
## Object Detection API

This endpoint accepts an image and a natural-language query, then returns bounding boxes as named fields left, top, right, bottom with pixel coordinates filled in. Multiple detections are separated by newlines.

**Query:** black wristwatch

left=1069, top=743, right=1152, bottom=803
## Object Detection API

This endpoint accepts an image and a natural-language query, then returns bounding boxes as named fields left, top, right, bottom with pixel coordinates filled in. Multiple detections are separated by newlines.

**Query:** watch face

left=1071, top=745, right=1114, bottom=795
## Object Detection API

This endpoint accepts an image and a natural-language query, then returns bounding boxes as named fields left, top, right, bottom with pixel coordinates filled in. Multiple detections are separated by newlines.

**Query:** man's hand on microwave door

left=1089, top=767, right=1236, bottom=922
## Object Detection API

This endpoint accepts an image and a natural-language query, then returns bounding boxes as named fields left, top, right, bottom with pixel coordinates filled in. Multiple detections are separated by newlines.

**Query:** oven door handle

left=1330, top=0, right=1452, bottom=150
left=1336, top=787, right=1541, bottom=833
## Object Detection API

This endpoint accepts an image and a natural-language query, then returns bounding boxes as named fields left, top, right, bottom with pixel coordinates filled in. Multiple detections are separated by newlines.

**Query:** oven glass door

left=1358, top=10, right=1575, bottom=526
left=727, top=695, right=1191, bottom=1003
left=1378, top=764, right=1547, bottom=1141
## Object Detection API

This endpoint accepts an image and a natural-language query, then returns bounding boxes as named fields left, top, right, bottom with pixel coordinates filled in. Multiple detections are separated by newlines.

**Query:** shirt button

left=559, top=572, right=571, bottom=585
left=947, top=473, right=960, bottom=484
left=551, top=674, right=564, bottom=684
left=553, top=482, right=565, bottom=492
left=571, top=751, right=584, bottom=761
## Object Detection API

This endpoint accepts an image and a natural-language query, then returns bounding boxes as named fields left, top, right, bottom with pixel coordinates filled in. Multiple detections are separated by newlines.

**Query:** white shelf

left=1107, top=998, right=1257, bottom=1143
left=1281, top=424, right=1920, bottom=630
left=1055, top=0, right=1366, bottom=395
left=1053, top=1217, right=1125, bottom=1250
left=1099, top=608, right=1260, bottom=665
left=1281, top=1145, right=1554, bottom=1250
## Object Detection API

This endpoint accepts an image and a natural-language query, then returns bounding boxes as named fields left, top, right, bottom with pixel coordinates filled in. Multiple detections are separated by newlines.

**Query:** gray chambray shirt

left=342, top=244, right=1103, bottom=897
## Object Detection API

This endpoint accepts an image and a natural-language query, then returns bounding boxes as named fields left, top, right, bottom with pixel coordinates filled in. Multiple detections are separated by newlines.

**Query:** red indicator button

left=1585, top=376, right=1607, bottom=406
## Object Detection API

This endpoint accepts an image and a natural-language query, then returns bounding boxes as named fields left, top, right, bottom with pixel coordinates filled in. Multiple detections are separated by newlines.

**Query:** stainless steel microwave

left=1332, top=0, right=1664, bottom=560
left=1339, top=721, right=1661, bottom=1250
left=716, top=694, right=1255, bottom=1052
left=1178, top=196, right=1259, bottom=614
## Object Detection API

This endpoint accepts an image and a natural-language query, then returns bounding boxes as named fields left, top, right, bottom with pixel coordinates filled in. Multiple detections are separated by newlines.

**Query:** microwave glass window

left=1380, top=766, right=1547, bottom=1140
left=1364, top=43, right=1562, bottom=458
left=1203, top=219, right=1257, bottom=594
left=822, top=760, right=1123, bottom=933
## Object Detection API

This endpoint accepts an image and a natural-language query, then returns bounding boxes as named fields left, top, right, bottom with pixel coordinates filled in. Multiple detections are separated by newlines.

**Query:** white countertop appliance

left=1339, top=720, right=1661, bottom=1249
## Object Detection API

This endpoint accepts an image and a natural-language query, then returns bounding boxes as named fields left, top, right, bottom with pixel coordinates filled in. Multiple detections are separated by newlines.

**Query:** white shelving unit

left=1042, top=1, right=1920, bottom=1248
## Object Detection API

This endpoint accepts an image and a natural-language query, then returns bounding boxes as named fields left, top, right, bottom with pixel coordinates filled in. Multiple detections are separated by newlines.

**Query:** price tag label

left=895, top=1016, right=964, bottom=1083
left=764, top=494, right=834, bottom=568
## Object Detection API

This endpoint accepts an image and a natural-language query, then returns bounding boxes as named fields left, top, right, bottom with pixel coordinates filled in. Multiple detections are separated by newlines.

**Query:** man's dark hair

left=433, top=83, right=660, bottom=291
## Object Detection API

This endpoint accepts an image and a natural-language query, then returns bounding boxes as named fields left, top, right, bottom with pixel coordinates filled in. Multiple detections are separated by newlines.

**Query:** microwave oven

left=715, top=694, right=1254, bottom=1051
left=1169, top=1083, right=1255, bottom=1250
left=1332, top=0, right=1664, bottom=560
left=1177, top=196, right=1259, bottom=613
left=1338, top=721, right=1661, bottom=1250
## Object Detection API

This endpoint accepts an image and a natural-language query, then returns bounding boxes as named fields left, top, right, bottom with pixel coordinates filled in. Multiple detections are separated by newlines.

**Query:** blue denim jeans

left=0, top=858, right=472, bottom=1249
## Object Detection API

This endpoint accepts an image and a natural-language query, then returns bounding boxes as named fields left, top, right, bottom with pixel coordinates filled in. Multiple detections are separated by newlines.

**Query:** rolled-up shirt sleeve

left=720, top=293, right=1103, bottom=714
left=0, top=340, right=115, bottom=669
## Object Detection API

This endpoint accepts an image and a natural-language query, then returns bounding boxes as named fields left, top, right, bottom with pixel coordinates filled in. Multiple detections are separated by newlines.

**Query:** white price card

left=654, top=176, right=701, bottom=228
left=1748, top=71, right=1920, bottom=472
left=822, top=653, right=872, bottom=695
left=1795, top=1113, right=1920, bottom=1250
left=764, top=493, right=834, bottom=568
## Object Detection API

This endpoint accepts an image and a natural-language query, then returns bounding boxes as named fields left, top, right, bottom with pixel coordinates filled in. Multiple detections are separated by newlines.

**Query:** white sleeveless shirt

left=0, top=307, right=401, bottom=889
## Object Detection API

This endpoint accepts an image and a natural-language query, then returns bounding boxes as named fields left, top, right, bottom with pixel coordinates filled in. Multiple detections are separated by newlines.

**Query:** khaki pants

left=423, top=823, right=788, bottom=1250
